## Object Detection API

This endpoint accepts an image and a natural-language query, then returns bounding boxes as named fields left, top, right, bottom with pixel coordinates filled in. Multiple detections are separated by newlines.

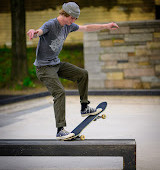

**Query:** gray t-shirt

left=34, top=18, right=79, bottom=66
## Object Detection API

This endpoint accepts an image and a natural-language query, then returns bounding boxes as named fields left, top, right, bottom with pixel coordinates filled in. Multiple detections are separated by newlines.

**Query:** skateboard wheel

left=102, top=114, right=106, bottom=119
left=80, top=135, right=85, bottom=140
left=93, top=118, right=97, bottom=121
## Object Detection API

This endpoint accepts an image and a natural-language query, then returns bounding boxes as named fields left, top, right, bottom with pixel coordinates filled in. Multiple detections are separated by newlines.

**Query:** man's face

left=65, top=16, right=77, bottom=25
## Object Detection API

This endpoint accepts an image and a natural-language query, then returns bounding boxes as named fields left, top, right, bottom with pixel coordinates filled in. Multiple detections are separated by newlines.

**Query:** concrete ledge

left=0, top=91, right=50, bottom=106
left=0, top=89, right=160, bottom=106
left=0, top=139, right=136, bottom=169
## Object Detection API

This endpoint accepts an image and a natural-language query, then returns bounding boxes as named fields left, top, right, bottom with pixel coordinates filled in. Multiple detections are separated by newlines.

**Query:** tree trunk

left=155, top=0, right=160, bottom=20
left=10, top=0, right=28, bottom=82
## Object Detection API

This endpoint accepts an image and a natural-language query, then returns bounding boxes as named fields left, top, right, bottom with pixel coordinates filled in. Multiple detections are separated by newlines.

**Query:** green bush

left=23, top=77, right=35, bottom=87
left=0, top=45, right=12, bottom=87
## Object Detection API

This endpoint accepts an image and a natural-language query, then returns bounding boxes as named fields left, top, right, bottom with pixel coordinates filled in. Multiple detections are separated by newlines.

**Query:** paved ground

left=0, top=95, right=160, bottom=170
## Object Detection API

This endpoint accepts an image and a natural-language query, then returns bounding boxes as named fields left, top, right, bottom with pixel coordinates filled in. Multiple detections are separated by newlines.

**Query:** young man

left=27, top=2, right=119, bottom=140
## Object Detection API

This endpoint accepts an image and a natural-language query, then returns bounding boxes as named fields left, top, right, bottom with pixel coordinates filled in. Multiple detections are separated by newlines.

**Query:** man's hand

left=27, top=29, right=39, bottom=40
left=107, top=22, right=119, bottom=30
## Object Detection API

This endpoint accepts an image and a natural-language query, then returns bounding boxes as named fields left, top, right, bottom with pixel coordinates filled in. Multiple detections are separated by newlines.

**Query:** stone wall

left=84, top=20, right=160, bottom=89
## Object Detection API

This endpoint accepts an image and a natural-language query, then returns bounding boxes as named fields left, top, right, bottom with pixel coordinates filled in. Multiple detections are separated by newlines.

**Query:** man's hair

left=59, top=9, right=70, bottom=17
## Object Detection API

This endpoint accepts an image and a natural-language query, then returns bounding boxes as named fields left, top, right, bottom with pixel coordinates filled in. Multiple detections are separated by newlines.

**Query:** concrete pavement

left=0, top=95, right=160, bottom=169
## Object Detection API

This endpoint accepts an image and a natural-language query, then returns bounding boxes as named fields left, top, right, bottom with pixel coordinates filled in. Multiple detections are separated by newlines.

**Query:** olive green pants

left=36, top=62, right=89, bottom=128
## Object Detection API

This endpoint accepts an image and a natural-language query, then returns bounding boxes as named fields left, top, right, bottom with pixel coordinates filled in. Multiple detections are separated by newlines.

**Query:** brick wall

left=84, top=20, right=160, bottom=89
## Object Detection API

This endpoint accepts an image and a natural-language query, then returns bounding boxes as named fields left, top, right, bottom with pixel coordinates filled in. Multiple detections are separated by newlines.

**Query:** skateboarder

left=27, top=2, right=119, bottom=140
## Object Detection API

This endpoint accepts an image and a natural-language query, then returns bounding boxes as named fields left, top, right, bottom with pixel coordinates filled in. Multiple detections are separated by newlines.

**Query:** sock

left=57, top=127, right=63, bottom=133
left=81, top=103, right=88, bottom=111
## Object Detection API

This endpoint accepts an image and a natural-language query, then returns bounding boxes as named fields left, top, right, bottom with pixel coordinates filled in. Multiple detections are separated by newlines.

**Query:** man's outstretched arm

left=77, top=22, right=119, bottom=32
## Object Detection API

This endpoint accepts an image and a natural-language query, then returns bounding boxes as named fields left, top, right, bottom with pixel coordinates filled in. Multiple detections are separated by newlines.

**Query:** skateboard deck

left=67, top=102, right=107, bottom=140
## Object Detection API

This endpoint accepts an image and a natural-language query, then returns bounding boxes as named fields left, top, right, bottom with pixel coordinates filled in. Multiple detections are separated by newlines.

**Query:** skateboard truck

left=93, top=114, right=106, bottom=121
left=64, top=135, right=86, bottom=141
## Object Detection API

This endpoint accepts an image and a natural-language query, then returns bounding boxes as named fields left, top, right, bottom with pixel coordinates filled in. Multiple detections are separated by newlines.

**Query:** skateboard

left=66, top=102, right=107, bottom=141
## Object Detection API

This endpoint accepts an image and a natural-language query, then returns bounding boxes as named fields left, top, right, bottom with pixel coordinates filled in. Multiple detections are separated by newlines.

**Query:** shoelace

left=87, top=106, right=96, bottom=113
left=62, top=129, right=69, bottom=135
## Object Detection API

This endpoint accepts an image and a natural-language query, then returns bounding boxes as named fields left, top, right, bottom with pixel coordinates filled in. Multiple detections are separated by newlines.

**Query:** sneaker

left=56, top=128, right=75, bottom=140
left=81, top=106, right=102, bottom=117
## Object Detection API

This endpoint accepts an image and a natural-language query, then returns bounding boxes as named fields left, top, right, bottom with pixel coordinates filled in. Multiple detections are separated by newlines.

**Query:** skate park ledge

left=0, top=89, right=160, bottom=106
left=0, top=139, right=136, bottom=170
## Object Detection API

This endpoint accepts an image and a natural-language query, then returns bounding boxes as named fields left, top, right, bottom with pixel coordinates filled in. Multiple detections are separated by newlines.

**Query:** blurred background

left=0, top=2, right=160, bottom=169
left=0, top=0, right=160, bottom=95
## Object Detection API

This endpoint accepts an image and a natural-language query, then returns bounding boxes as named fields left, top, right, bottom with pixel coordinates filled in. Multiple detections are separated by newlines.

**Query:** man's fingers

left=29, top=32, right=33, bottom=40
left=112, top=23, right=119, bottom=28
left=28, top=32, right=33, bottom=40
left=29, top=33, right=32, bottom=40
left=111, top=28, right=118, bottom=30
left=32, top=31, right=35, bottom=36
left=35, top=30, right=39, bottom=34
left=27, top=29, right=37, bottom=40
